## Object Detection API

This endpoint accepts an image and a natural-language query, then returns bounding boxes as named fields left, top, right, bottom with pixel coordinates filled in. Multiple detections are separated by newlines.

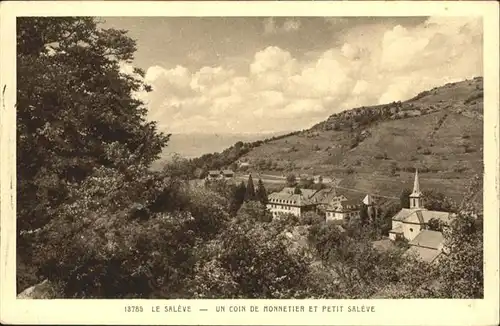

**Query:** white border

left=1, top=1, right=499, bottom=325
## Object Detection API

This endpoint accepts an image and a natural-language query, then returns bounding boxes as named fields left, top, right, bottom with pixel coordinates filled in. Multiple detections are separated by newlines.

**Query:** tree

left=16, top=17, right=169, bottom=234
left=308, top=223, right=387, bottom=297
left=435, top=206, right=483, bottom=298
left=294, top=186, right=302, bottom=195
left=286, top=174, right=297, bottom=187
left=244, top=174, right=256, bottom=201
left=229, top=181, right=247, bottom=215
left=31, top=166, right=232, bottom=298
left=427, top=218, right=446, bottom=232
left=16, top=18, right=171, bottom=293
left=389, top=162, right=398, bottom=176
left=308, top=222, right=435, bottom=298
left=371, top=203, right=399, bottom=237
left=255, top=179, right=268, bottom=205
left=311, top=182, right=327, bottom=190
left=236, top=201, right=272, bottom=223
left=301, top=211, right=325, bottom=226
left=400, top=188, right=411, bottom=209
left=359, top=204, right=369, bottom=225
left=192, top=167, right=206, bottom=179
left=162, top=154, right=194, bottom=180
left=187, top=219, right=313, bottom=298
left=299, top=177, right=314, bottom=189
left=423, top=190, right=457, bottom=212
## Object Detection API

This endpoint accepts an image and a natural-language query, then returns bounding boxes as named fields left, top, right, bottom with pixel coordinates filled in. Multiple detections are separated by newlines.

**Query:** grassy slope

left=237, top=77, right=483, bottom=203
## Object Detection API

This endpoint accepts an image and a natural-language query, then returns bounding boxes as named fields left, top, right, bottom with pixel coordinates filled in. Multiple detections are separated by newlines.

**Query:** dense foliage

left=17, top=18, right=169, bottom=234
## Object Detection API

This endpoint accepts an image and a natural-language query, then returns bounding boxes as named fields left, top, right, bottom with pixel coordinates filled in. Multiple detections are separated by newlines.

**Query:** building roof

left=268, top=192, right=312, bottom=206
left=408, top=230, right=444, bottom=250
left=309, top=188, right=341, bottom=204
left=222, top=170, right=234, bottom=174
left=392, top=208, right=453, bottom=225
left=404, top=210, right=453, bottom=225
left=404, top=246, right=442, bottom=263
left=208, top=170, right=220, bottom=175
left=326, top=199, right=359, bottom=212
left=282, top=187, right=317, bottom=198
left=392, top=208, right=416, bottom=221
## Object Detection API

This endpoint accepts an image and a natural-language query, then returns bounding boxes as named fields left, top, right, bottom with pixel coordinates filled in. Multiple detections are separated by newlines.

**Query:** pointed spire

left=411, top=169, right=422, bottom=196
left=363, top=194, right=374, bottom=206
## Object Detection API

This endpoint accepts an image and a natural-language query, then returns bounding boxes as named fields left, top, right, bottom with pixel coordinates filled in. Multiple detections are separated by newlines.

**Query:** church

left=389, top=170, right=455, bottom=263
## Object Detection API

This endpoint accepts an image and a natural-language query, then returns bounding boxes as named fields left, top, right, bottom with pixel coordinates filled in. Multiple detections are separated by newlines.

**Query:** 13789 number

left=125, top=306, right=143, bottom=313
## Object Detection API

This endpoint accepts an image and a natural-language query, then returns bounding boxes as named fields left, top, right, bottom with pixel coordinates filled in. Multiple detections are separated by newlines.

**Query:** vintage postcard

left=1, top=1, right=499, bottom=325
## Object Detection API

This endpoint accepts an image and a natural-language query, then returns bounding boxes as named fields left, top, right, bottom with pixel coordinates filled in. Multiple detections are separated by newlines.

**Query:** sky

left=100, top=16, right=483, bottom=135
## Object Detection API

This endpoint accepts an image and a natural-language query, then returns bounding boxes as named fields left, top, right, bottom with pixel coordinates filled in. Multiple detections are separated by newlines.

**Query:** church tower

left=409, top=169, right=423, bottom=209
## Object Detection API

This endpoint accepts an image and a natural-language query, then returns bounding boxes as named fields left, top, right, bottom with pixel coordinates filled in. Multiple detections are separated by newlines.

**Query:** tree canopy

left=399, top=188, right=411, bottom=209
left=17, top=17, right=169, bottom=234
left=255, top=179, right=268, bottom=205
left=244, top=174, right=256, bottom=201
left=17, top=17, right=170, bottom=294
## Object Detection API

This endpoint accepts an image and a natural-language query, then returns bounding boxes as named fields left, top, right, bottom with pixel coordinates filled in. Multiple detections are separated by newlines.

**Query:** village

left=205, top=167, right=453, bottom=264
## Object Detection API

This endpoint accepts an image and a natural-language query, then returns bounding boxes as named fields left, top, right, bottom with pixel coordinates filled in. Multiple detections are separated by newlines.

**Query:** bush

left=237, top=201, right=272, bottom=223
left=286, top=174, right=297, bottom=187
left=301, top=211, right=325, bottom=226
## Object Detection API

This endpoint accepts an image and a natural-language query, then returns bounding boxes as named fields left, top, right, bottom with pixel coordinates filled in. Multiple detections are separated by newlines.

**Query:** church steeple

left=410, top=169, right=423, bottom=209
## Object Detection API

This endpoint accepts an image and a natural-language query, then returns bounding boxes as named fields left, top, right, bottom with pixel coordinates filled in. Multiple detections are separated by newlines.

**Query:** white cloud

left=136, top=17, right=482, bottom=134
left=380, top=25, right=430, bottom=71
left=250, top=46, right=298, bottom=75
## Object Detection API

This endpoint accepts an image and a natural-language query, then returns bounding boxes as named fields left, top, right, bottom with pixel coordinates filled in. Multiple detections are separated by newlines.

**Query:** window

left=410, top=228, right=413, bottom=232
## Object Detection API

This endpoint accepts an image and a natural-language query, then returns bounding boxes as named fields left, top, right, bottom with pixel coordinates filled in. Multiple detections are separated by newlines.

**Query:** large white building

left=267, top=187, right=361, bottom=222
left=267, top=188, right=316, bottom=219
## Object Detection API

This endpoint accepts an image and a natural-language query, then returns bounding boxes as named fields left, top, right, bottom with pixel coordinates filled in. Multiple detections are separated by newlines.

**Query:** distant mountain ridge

left=151, top=131, right=290, bottom=170
left=183, top=77, right=484, bottom=203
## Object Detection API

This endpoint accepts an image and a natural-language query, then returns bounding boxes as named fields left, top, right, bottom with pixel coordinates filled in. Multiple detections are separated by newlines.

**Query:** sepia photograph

left=1, top=1, right=499, bottom=325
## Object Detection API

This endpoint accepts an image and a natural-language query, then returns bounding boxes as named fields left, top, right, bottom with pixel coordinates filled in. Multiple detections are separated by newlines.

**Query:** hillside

left=150, top=132, right=289, bottom=170
left=232, top=77, right=484, bottom=202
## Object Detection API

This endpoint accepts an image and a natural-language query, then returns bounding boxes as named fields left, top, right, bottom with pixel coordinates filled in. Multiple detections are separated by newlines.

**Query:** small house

left=325, top=199, right=360, bottom=222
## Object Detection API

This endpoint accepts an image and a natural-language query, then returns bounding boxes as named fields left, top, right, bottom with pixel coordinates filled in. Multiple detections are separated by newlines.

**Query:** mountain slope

left=150, top=132, right=288, bottom=170
left=236, top=77, right=483, bottom=202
